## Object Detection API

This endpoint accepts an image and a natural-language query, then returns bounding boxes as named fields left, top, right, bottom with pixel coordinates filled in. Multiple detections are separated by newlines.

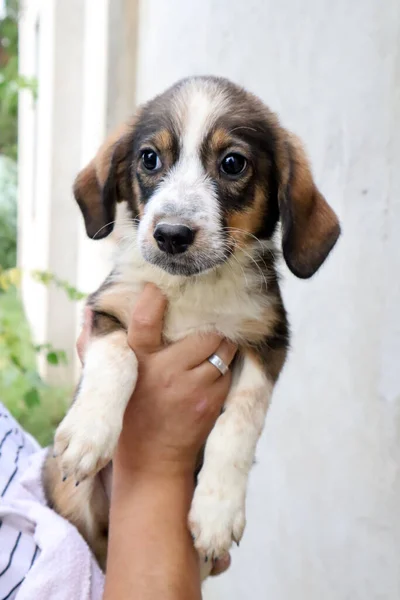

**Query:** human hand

left=115, top=283, right=237, bottom=479
left=76, top=286, right=236, bottom=478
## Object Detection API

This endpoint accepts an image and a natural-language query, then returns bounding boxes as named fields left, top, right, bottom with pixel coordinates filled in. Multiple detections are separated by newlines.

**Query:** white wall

left=73, top=0, right=139, bottom=377
left=134, top=1, right=400, bottom=598
left=19, top=0, right=139, bottom=382
left=75, top=0, right=138, bottom=298
left=19, top=0, right=85, bottom=383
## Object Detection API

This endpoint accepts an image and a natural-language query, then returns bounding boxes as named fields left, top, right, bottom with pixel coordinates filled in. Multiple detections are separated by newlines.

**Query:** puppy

left=43, top=76, right=340, bottom=574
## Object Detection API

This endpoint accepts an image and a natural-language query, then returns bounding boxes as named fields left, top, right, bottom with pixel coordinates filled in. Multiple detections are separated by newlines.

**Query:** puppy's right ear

left=73, top=120, right=135, bottom=239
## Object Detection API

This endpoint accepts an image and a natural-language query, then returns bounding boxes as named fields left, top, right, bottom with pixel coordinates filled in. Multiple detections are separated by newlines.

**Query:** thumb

left=127, top=284, right=168, bottom=355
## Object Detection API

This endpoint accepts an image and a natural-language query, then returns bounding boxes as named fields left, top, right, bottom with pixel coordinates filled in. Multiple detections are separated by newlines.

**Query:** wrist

left=105, top=452, right=201, bottom=600
left=112, top=455, right=195, bottom=498
left=113, top=442, right=198, bottom=482
left=110, top=464, right=195, bottom=534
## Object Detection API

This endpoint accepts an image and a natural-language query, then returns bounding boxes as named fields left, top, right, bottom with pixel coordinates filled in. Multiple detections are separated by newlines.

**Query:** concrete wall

left=134, top=1, right=400, bottom=599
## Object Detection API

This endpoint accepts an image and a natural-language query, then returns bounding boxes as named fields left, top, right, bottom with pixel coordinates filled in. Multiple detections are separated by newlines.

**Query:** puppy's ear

left=73, top=121, right=135, bottom=239
left=276, top=132, right=340, bottom=278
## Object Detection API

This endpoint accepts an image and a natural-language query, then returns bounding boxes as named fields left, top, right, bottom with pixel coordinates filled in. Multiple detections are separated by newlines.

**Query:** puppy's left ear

left=276, top=132, right=341, bottom=278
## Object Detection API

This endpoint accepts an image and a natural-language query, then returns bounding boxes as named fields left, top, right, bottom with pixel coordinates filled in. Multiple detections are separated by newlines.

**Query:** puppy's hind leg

left=43, top=448, right=110, bottom=570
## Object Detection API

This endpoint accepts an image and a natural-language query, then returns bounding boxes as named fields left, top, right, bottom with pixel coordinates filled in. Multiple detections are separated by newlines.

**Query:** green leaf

left=31, top=270, right=86, bottom=300
left=25, top=370, right=43, bottom=387
left=57, top=350, right=68, bottom=364
left=33, top=342, right=52, bottom=352
left=9, top=353, right=25, bottom=371
left=46, top=351, right=59, bottom=365
left=24, top=387, right=41, bottom=407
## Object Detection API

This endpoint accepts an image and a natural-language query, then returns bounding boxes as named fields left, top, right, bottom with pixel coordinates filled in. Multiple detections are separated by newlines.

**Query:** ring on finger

left=207, top=353, right=229, bottom=376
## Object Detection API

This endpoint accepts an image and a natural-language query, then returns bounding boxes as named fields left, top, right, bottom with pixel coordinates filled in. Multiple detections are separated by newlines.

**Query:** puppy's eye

left=141, top=149, right=162, bottom=171
left=221, top=153, right=247, bottom=177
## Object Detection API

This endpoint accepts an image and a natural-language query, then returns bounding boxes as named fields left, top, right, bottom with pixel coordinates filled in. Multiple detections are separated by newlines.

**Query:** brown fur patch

left=209, top=127, right=233, bottom=153
left=43, top=451, right=109, bottom=570
left=87, top=273, right=132, bottom=330
left=153, top=128, right=175, bottom=153
left=73, top=118, right=137, bottom=239
left=73, top=163, right=105, bottom=239
left=278, top=132, right=340, bottom=278
left=247, top=345, right=287, bottom=384
left=132, top=178, right=143, bottom=210
left=89, top=282, right=135, bottom=330
left=226, top=184, right=266, bottom=247
left=91, top=311, right=124, bottom=337
left=238, top=300, right=280, bottom=343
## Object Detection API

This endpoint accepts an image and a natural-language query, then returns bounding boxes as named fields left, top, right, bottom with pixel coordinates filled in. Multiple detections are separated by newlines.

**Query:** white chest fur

left=100, top=238, right=278, bottom=344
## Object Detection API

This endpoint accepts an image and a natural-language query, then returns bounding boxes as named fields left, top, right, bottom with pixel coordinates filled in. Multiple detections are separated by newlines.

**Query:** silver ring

left=208, top=353, right=229, bottom=376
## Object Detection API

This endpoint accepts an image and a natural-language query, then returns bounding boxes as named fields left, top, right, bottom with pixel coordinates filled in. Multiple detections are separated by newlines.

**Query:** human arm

left=102, top=285, right=236, bottom=600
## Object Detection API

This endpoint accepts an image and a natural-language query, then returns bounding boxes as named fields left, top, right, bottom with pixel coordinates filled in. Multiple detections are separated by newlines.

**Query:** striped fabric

left=0, top=405, right=41, bottom=600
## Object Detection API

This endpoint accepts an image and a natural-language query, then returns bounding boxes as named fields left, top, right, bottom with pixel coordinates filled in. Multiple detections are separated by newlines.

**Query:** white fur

left=190, top=355, right=274, bottom=558
left=180, top=82, right=225, bottom=153
left=54, top=330, right=138, bottom=481
left=113, top=230, right=275, bottom=342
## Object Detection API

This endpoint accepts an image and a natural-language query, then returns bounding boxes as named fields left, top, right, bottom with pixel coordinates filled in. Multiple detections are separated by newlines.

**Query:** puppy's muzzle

left=153, top=223, right=195, bottom=255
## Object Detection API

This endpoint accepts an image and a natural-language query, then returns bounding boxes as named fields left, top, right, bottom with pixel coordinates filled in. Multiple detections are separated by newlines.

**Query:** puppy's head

left=74, top=76, right=340, bottom=278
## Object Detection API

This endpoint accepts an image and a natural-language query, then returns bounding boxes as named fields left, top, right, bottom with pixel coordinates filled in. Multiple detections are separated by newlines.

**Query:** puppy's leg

left=189, top=350, right=276, bottom=560
left=54, top=328, right=137, bottom=482
left=43, top=449, right=109, bottom=569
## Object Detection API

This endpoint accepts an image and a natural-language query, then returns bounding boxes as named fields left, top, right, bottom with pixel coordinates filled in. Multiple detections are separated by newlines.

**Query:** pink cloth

left=0, top=449, right=105, bottom=599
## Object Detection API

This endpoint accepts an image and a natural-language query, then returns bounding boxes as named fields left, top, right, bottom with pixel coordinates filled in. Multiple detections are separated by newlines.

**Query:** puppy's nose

left=153, top=223, right=195, bottom=255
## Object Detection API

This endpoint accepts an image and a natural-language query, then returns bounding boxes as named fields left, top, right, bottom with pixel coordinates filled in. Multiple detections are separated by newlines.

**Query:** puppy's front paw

left=189, top=475, right=246, bottom=561
left=54, top=405, right=122, bottom=482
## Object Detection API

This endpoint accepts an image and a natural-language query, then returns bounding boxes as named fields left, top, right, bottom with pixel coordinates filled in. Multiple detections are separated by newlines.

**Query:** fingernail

left=75, top=481, right=80, bottom=487
left=205, top=556, right=208, bottom=563
left=62, top=475, right=67, bottom=482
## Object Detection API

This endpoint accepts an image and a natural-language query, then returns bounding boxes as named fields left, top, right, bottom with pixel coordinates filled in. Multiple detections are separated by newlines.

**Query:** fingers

left=209, top=368, right=232, bottom=410
left=76, top=307, right=93, bottom=364
left=192, top=338, right=237, bottom=382
left=190, top=372, right=231, bottom=432
left=158, top=332, right=224, bottom=371
left=128, top=284, right=167, bottom=355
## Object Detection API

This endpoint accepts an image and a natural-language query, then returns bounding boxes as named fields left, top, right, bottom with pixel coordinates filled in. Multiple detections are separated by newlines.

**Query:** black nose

left=153, top=223, right=195, bottom=255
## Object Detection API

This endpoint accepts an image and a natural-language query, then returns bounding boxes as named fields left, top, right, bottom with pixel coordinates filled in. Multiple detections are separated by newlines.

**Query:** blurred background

left=0, top=0, right=399, bottom=598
